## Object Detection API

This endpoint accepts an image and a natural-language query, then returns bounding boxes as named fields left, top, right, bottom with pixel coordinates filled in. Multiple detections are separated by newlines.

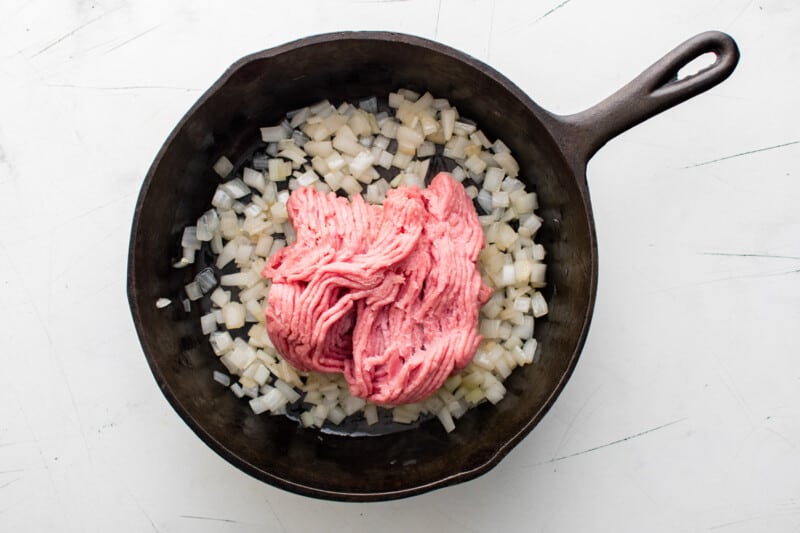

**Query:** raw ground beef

left=262, top=172, right=492, bottom=405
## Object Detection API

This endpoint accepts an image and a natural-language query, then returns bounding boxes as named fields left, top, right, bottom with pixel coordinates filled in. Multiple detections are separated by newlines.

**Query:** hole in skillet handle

left=677, top=52, right=718, bottom=81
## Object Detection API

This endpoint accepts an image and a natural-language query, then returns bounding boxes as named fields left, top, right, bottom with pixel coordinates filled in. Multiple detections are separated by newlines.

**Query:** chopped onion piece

left=194, top=268, right=217, bottom=294
left=324, top=171, right=344, bottom=190
left=274, top=379, right=301, bottom=403
left=300, top=411, right=314, bottom=427
left=208, top=331, right=234, bottom=356
left=270, top=202, right=288, bottom=224
left=479, top=319, right=501, bottom=339
left=491, top=190, right=510, bottom=209
left=230, top=382, right=245, bottom=398
left=239, top=282, right=265, bottom=304
left=242, top=167, right=266, bottom=194
left=364, top=404, right=379, bottom=425
left=209, top=287, right=230, bottom=307
left=365, top=179, right=389, bottom=204
left=485, top=383, right=506, bottom=404
left=222, top=301, right=247, bottom=329
left=388, top=92, right=404, bottom=108
left=221, top=178, right=250, bottom=199
left=289, top=106, right=310, bottom=128
left=172, top=256, right=192, bottom=269
left=530, top=263, right=547, bottom=288
left=511, top=316, right=534, bottom=340
left=481, top=292, right=504, bottom=319
left=340, top=175, right=362, bottom=196
left=278, top=145, right=307, bottom=167
left=376, top=150, right=393, bottom=169
left=513, top=296, right=531, bottom=313
left=242, top=385, right=259, bottom=398
left=215, top=238, right=238, bottom=269
left=498, top=264, right=515, bottom=287
left=349, top=111, right=372, bottom=137
left=268, top=159, right=291, bottom=182
left=311, top=404, right=329, bottom=426
left=250, top=388, right=287, bottom=414
left=333, top=127, right=364, bottom=156
left=454, top=119, right=477, bottom=135
left=493, top=223, right=517, bottom=251
left=220, top=271, right=260, bottom=288
left=531, top=291, right=548, bottom=317
left=251, top=363, right=270, bottom=386
left=212, top=188, right=234, bottom=211
left=218, top=210, right=239, bottom=239
left=242, top=202, right=266, bottom=220
left=181, top=227, right=201, bottom=251
left=245, top=298, right=264, bottom=324
left=327, top=406, right=346, bottom=425
left=443, top=135, right=468, bottom=159
left=196, top=209, right=220, bottom=241
left=341, top=394, right=366, bottom=416
left=359, top=97, right=378, bottom=114
left=379, top=119, right=399, bottom=139
left=501, top=176, right=525, bottom=192
left=252, top=154, right=270, bottom=170
left=201, top=312, right=218, bottom=335
left=213, top=371, right=231, bottom=387
left=260, top=124, right=291, bottom=143
left=184, top=281, right=203, bottom=301
left=213, top=156, right=234, bottom=178
left=511, top=191, right=538, bottom=214
left=348, top=151, right=375, bottom=179
left=464, top=154, right=487, bottom=174
left=522, top=338, right=538, bottom=364
left=493, top=151, right=519, bottom=177
left=440, top=108, right=456, bottom=140
left=514, top=260, right=532, bottom=285
left=477, top=189, right=493, bottom=213
left=436, top=407, right=455, bottom=433
left=483, top=167, right=504, bottom=192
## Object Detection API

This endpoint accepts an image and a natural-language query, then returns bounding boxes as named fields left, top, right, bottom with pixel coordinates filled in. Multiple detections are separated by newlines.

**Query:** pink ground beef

left=262, top=172, right=492, bottom=405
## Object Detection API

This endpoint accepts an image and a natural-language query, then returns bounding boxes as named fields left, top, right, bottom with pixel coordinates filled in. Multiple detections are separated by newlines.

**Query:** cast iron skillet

left=127, top=31, right=739, bottom=501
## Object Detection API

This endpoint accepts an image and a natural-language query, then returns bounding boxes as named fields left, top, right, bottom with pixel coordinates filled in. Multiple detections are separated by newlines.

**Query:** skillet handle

left=551, top=31, right=739, bottom=167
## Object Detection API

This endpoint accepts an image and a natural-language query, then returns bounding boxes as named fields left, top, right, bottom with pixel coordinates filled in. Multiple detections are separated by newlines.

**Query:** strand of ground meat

left=262, top=172, right=492, bottom=405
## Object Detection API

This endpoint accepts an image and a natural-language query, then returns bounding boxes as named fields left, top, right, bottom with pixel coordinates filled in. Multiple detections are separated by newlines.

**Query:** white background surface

left=1, top=1, right=798, bottom=531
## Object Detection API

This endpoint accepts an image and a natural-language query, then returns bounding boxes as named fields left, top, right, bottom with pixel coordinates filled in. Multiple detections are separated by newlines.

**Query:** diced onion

left=221, top=178, right=250, bottom=199
left=184, top=281, right=203, bottom=301
left=222, top=302, right=246, bottom=329
left=194, top=268, right=217, bottom=294
left=183, top=88, right=550, bottom=433
left=200, top=312, right=218, bottom=335
left=242, top=167, right=266, bottom=194
left=260, top=124, right=291, bottom=143
left=213, top=371, right=231, bottom=387
left=436, top=407, right=455, bottom=433
left=531, top=291, right=548, bottom=318
left=212, top=156, right=234, bottom=177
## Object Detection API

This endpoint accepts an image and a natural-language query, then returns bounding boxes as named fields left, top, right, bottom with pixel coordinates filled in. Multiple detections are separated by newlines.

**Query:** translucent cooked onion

left=174, top=89, right=549, bottom=434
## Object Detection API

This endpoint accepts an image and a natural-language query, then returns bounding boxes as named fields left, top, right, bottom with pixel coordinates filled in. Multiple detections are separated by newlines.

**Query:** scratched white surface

left=1, top=0, right=798, bottom=531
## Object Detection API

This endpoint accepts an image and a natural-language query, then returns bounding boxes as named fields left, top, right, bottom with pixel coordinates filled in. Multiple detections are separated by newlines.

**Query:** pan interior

left=128, top=33, right=596, bottom=499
